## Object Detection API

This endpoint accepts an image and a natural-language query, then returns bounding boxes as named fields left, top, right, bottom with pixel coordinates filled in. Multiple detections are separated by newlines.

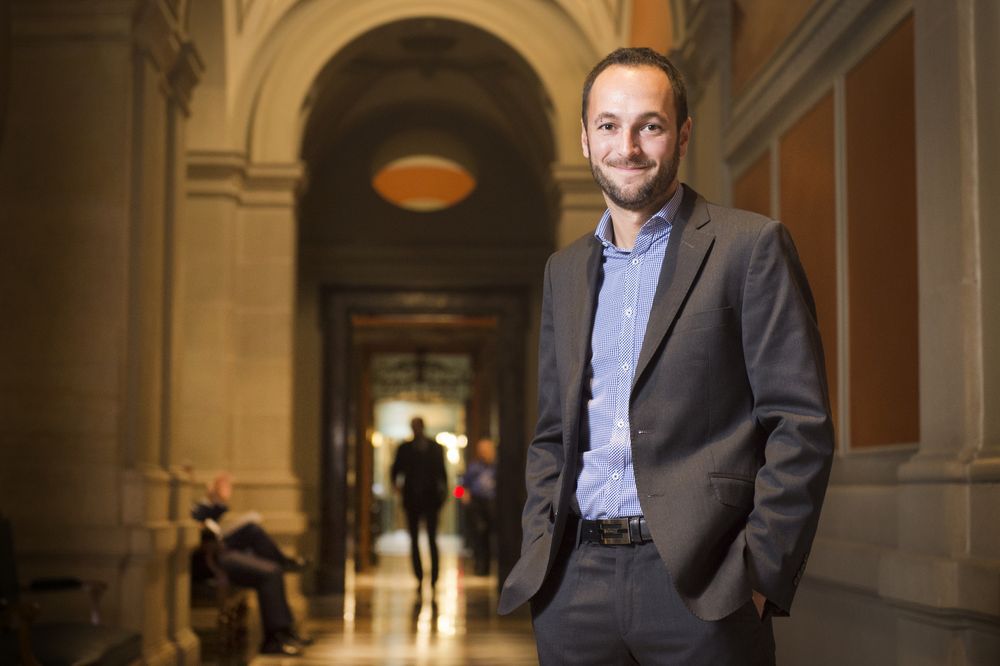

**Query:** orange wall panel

left=780, top=92, right=838, bottom=429
left=845, top=16, right=919, bottom=447
left=733, top=151, right=771, bottom=218
left=630, top=0, right=674, bottom=54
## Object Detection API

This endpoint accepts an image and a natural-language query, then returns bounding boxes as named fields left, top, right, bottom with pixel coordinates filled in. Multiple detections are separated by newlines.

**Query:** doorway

left=316, top=289, right=527, bottom=595
left=368, top=385, right=470, bottom=565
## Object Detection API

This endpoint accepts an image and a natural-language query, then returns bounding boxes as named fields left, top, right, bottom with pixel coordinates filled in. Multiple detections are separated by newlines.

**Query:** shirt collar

left=594, top=183, right=685, bottom=249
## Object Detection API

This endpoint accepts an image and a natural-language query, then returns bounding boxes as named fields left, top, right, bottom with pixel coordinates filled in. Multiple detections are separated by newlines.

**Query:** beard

left=587, top=140, right=680, bottom=212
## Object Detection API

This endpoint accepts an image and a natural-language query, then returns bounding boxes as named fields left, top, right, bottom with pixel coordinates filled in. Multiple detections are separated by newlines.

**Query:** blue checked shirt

left=576, top=185, right=684, bottom=520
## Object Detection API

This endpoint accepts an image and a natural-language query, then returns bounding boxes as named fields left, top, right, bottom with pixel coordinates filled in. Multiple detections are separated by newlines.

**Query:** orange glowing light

left=372, top=155, right=476, bottom=212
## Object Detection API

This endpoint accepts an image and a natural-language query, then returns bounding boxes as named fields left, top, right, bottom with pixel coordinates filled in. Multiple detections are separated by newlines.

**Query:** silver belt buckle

left=599, top=518, right=631, bottom=545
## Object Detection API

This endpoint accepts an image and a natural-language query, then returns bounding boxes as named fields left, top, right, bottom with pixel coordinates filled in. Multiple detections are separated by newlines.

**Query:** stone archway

left=179, top=0, right=621, bottom=599
left=294, top=14, right=560, bottom=593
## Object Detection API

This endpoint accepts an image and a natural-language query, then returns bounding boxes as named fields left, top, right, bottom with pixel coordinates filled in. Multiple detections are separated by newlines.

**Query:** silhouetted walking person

left=391, top=417, right=448, bottom=589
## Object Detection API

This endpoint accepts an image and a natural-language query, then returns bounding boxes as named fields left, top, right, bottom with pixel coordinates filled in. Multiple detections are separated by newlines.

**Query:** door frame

left=316, top=288, right=528, bottom=594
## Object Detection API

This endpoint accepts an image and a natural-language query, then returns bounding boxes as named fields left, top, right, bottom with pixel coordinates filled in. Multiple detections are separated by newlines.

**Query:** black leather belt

left=579, top=516, right=652, bottom=545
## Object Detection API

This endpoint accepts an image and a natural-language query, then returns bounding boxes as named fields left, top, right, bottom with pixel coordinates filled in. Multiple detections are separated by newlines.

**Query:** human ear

left=678, top=117, right=692, bottom=158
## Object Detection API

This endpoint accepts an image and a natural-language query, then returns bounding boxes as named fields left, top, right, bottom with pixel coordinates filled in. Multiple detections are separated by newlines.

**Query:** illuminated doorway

left=317, top=290, right=526, bottom=595
left=366, top=352, right=474, bottom=569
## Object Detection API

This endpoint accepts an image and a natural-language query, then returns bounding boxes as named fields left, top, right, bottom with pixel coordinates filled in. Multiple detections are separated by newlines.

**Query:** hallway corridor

left=252, top=545, right=538, bottom=665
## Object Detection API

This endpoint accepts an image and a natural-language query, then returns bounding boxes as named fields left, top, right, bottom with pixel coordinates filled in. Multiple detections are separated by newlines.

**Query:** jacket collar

left=633, top=186, right=714, bottom=389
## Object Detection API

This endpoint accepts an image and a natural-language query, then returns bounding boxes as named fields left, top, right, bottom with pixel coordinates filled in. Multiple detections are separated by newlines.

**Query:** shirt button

left=621, top=362, right=630, bottom=371
left=631, top=258, right=640, bottom=266
left=616, top=419, right=625, bottom=429
left=611, top=472, right=621, bottom=481
left=624, top=307, right=633, bottom=317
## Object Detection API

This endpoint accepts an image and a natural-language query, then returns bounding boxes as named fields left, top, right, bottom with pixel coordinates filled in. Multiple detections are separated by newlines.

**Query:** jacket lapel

left=563, top=236, right=603, bottom=451
left=633, top=190, right=714, bottom=389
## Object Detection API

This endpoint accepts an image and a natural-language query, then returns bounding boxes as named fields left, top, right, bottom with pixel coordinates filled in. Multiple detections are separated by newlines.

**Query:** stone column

left=1, top=1, right=9, bottom=149
left=180, top=151, right=309, bottom=612
left=670, top=0, right=730, bottom=203
left=975, top=0, right=1000, bottom=473
left=0, top=1, right=201, bottom=663
left=886, top=1, right=1000, bottom=662
left=551, top=163, right=604, bottom=249
left=230, top=161, right=309, bottom=578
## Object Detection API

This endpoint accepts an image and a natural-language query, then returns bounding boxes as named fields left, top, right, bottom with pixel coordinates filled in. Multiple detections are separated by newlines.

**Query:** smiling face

left=582, top=65, right=691, bottom=217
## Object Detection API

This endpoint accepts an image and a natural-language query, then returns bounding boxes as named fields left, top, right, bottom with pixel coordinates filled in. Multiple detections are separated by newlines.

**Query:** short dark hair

left=581, top=47, right=688, bottom=130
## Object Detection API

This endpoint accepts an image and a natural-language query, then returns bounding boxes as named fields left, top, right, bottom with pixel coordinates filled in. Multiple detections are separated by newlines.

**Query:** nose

left=620, top=130, right=641, bottom=156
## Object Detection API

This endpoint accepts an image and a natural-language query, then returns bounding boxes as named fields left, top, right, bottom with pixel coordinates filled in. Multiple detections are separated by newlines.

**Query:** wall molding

left=551, top=162, right=605, bottom=211
left=808, top=537, right=1000, bottom=629
left=187, top=149, right=303, bottom=207
left=899, top=451, right=1000, bottom=483
left=879, top=550, right=1000, bottom=622
left=725, top=0, right=912, bottom=174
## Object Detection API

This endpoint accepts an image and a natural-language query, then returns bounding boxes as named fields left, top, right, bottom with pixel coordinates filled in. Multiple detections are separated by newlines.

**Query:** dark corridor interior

left=292, top=12, right=554, bottom=606
left=315, top=289, right=529, bottom=597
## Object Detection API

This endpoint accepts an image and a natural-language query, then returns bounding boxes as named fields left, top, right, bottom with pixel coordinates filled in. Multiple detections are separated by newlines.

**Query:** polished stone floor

left=252, top=538, right=538, bottom=665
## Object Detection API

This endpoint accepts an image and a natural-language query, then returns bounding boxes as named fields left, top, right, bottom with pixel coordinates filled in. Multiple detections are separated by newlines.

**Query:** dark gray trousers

left=218, top=549, right=293, bottom=637
left=405, top=507, right=440, bottom=585
left=530, top=530, right=775, bottom=665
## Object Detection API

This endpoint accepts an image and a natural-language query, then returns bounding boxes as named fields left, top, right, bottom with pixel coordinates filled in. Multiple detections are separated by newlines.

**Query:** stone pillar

left=975, top=0, right=1000, bottom=472
left=670, top=0, right=999, bottom=662
left=181, top=151, right=309, bottom=611
left=670, top=0, right=730, bottom=203
left=1, top=1, right=9, bottom=149
left=551, top=163, right=604, bottom=249
left=886, top=1, right=1000, bottom=662
left=230, top=161, right=309, bottom=578
left=176, top=149, right=241, bottom=471
left=0, top=1, right=201, bottom=663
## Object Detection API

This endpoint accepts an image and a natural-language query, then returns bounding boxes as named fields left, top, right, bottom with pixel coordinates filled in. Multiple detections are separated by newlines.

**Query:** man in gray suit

left=498, top=48, right=834, bottom=665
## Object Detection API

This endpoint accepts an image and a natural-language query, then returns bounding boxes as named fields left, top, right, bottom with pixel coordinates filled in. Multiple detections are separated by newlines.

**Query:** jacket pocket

left=709, top=473, right=755, bottom=509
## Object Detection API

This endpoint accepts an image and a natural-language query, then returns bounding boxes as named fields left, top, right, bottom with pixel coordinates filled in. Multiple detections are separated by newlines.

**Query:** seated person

left=191, top=472, right=311, bottom=656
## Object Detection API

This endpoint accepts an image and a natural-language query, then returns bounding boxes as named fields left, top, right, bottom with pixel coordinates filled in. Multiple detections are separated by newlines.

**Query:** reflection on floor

left=252, top=545, right=538, bottom=665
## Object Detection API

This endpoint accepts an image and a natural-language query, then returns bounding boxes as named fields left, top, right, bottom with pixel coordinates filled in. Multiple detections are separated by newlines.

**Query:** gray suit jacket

left=498, top=186, right=834, bottom=621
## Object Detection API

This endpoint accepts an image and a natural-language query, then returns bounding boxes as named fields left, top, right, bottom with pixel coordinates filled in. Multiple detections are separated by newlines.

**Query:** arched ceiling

left=299, top=17, right=555, bottom=183
left=230, top=0, right=607, bottom=165
left=298, top=99, right=555, bottom=251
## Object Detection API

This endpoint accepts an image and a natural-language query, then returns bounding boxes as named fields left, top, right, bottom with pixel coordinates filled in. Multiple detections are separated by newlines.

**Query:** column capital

left=671, top=0, right=729, bottom=105
left=549, top=162, right=605, bottom=248
left=133, top=0, right=203, bottom=112
left=550, top=162, right=604, bottom=211
left=165, top=40, right=202, bottom=115
left=10, top=1, right=135, bottom=38
left=10, top=1, right=203, bottom=111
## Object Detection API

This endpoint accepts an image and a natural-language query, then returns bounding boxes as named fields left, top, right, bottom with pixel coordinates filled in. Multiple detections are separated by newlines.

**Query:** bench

left=190, top=577, right=250, bottom=662
left=1, top=515, right=142, bottom=666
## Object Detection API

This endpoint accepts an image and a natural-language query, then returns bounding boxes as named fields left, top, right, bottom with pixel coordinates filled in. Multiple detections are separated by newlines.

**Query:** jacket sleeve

left=519, top=257, right=566, bottom=553
left=741, top=220, right=835, bottom=615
